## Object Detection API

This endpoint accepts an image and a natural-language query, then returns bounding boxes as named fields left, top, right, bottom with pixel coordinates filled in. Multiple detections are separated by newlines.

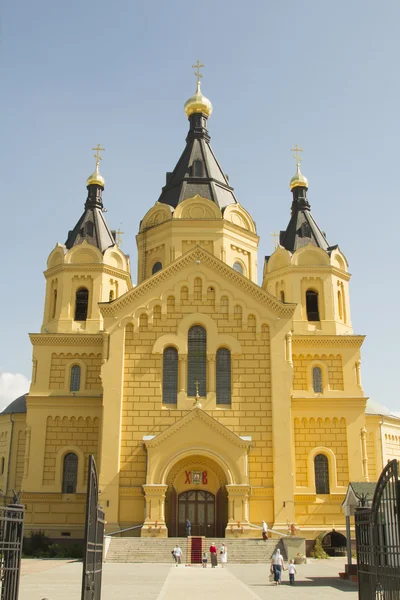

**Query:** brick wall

left=292, top=354, right=344, bottom=391
left=121, top=285, right=272, bottom=488
left=294, top=417, right=349, bottom=487
left=42, top=416, right=99, bottom=485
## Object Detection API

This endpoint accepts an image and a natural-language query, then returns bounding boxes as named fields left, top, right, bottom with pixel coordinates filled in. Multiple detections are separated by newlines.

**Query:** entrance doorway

left=178, top=490, right=215, bottom=537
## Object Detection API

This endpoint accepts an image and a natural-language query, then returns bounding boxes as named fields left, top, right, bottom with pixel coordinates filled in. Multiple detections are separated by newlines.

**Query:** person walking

left=209, top=542, right=218, bottom=568
left=220, top=543, right=227, bottom=568
left=173, top=545, right=182, bottom=566
left=288, top=559, right=297, bottom=585
left=202, top=551, right=208, bottom=568
left=270, top=548, right=285, bottom=585
left=185, top=518, right=191, bottom=537
left=262, top=520, right=268, bottom=541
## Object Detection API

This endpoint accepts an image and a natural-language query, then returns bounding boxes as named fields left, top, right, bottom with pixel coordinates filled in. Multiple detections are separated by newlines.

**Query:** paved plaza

left=18, top=558, right=358, bottom=599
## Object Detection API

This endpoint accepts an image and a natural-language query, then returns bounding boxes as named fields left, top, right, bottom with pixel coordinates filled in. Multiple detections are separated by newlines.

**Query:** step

left=105, top=537, right=283, bottom=564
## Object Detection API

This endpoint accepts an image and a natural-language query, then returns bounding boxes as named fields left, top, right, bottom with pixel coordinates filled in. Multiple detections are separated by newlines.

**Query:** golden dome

left=184, top=81, right=213, bottom=118
left=86, top=163, right=105, bottom=187
left=290, top=163, right=308, bottom=190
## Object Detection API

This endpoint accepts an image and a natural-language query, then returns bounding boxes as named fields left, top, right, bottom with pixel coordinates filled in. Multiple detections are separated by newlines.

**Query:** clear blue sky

left=1, top=0, right=399, bottom=412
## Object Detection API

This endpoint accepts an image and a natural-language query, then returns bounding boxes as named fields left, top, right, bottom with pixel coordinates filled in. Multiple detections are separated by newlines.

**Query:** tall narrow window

left=312, top=366, right=323, bottom=393
left=193, top=160, right=203, bottom=177
left=338, top=290, right=343, bottom=320
left=152, top=261, right=162, bottom=274
left=163, top=347, right=178, bottom=404
left=314, top=454, right=330, bottom=494
left=0, top=457, right=4, bottom=475
left=280, top=291, right=285, bottom=303
left=62, top=453, right=78, bottom=494
left=52, top=289, right=58, bottom=319
left=86, top=222, right=94, bottom=237
left=233, top=262, right=243, bottom=274
left=109, top=290, right=114, bottom=301
left=75, top=288, right=89, bottom=321
left=306, top=290, right=320, bottom=321
left=70, top=365, right=81, bottom=392
left=188, top=326, right=206, bottom=397
left=216, top=348, right=231, bottom=405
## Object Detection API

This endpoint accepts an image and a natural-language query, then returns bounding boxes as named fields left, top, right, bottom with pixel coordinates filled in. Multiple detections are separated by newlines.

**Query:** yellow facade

left=1, top=82, right=398, bottom=545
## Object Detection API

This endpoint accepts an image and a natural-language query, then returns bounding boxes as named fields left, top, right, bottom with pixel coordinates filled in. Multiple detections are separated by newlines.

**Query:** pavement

left=18, top=558, right=358, bottom=599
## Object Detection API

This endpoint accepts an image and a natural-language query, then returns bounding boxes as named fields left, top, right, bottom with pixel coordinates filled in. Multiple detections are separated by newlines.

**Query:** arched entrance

left=321, top=531, right=347, bottom=556
left=178, top=490, right=215, bottom=537
left=164, top=455, right=229, bottom=537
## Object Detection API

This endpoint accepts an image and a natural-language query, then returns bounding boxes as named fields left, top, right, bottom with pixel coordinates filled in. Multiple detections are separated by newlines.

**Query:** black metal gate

left=81, top=456, right=104, bottom=600
left=355, top=459, right=400, bottom=599
left=0, top=503, right=24, bottom=600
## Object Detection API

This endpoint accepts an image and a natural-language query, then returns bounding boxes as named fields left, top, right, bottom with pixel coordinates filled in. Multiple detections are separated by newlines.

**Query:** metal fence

left=81, top=456, right=104, bottom=600
left=355, top=459, right=400, bottom=599
left=0, top=503, right=24, bottom=600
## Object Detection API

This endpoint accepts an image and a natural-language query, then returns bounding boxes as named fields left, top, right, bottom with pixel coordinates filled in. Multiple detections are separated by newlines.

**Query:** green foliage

left=23, top=533, right=83, bottom=559
left=310, top=537, right=329, bottom=559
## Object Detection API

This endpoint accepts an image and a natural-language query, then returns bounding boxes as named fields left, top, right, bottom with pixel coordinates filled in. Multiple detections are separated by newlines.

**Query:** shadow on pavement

left=251, top=577, right=357, bottom=591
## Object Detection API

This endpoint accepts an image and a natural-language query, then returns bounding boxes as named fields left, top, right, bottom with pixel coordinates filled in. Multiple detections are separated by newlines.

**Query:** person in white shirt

left=262, top=520, right=268, bottom=541
left=288, top=559, right=297, bottom=585
left=220, top=543, right=227, bottom=568
left=173, top=545, right=182, bottom=566
left=270, top=548, right=285, bottom=585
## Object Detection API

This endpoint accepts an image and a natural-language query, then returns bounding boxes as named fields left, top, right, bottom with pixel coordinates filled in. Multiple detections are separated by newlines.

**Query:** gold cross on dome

left=271, top=231, right=280, bottom=249
left=116, top=228, right=124, bottom=245
left=194, top=380, right=200, bottom=397
left=92, top=144, right=105, bottom=167
left=192, top=60, right=205, bottom=83
left=291, top=144, right=304, bottom=166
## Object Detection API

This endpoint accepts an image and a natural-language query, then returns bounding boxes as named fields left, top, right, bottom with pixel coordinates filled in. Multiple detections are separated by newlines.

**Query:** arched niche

left=174, top=195, right=222, bottom=220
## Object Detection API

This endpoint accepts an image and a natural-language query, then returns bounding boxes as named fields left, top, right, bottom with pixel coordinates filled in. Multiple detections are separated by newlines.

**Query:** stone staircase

left=105, top=536, right=283, bottom=564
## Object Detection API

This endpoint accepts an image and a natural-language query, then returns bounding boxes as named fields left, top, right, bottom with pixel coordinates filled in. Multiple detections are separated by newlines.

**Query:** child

left=202, top=551, right=208, bottom=568
left=288, top=559, right=297, bottom=585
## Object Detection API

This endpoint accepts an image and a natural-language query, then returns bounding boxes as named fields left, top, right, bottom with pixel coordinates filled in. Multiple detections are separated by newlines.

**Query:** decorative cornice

left=249, top=487, right=274, bottom=497
left=292, top=335, right=365, bottom=348
left=118, top=487, right=144, bottom=497
left=265, top=265, right=351, bottom=282
left=22, top=492, right=86, bottom=500
left=44, top=263, right=132, bottom=285
left=100, top=246, right=295, bottom=318
left=29, top=334, right=103, bottom=347
left=294, top=493, right=346, bottom=502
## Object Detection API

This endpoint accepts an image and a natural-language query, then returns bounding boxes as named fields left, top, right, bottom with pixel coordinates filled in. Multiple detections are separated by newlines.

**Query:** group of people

left=270, top=549, right=297, bottom=585
left=172, top=543, right=227, bottom=568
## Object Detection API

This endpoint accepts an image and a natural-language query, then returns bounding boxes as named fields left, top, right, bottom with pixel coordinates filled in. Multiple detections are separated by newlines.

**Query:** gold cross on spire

left=291, top=144, right=304, bottom=167
left=116, top=228, right=124, bottom=246
left=92, top=144, right=105, bottom=167
left=192, top=60, right=205, bottom=84
left=271, top=231, right=280, bottom=249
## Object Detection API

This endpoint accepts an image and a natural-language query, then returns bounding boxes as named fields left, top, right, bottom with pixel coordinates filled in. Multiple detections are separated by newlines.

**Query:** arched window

left=75, top=288, right=89, bottom=321
left=314, top=454, right=330, bottom=494
left=52, top=289, right=58, bottom=319
left=109, top=290, right=114, bottom=302
left=306, top=290, right=320, bottom=321
left=193, top=160, right=203, bottom=177
left=162, top=347, right=178, bottom=404
left=233, top=262, right=243, bottom=274
left=338, top=290, right=343, bottom=320
left=216, top=348, right=231, bottom=405
left=312, top=366, right=323, bottom=393
left=62, top=453, right=78, bottom=494
left=152, top=261, right=162, bottom=275
left=70, top=365, right=81, bottom=392
left=86, top=221, right=94, bottom=237
left=301, top=222, right=311, bottom=238
left=188, top=326, right=206, bottom=397
left=280, top=291, right=285, bottom=303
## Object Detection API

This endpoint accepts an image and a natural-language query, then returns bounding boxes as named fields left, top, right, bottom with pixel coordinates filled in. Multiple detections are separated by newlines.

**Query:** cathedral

left=1, top=68, right=399, bottom=547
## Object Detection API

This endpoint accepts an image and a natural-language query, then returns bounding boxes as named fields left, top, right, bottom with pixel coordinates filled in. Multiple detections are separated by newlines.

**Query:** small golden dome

left=87, top=163, right=105, bottom=187
left=184, top=81, right=213, bottom=118
left=290, top=163, right=308, bottom=190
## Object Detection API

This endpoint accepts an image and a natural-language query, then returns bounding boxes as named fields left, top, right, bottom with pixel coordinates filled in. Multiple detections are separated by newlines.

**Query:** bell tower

left=41, top=146, right=131, bottom=334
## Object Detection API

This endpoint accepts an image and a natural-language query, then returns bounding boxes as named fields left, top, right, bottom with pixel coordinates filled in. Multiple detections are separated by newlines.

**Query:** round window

left=233, top=262, right=243, bottom=274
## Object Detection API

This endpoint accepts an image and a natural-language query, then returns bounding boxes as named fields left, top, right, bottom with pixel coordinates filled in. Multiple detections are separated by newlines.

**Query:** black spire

left=157, top=112, right=237, bottom=210
left=65, top=182, right=116, bottom=253
left=279, top=180, right=330, bottom=253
